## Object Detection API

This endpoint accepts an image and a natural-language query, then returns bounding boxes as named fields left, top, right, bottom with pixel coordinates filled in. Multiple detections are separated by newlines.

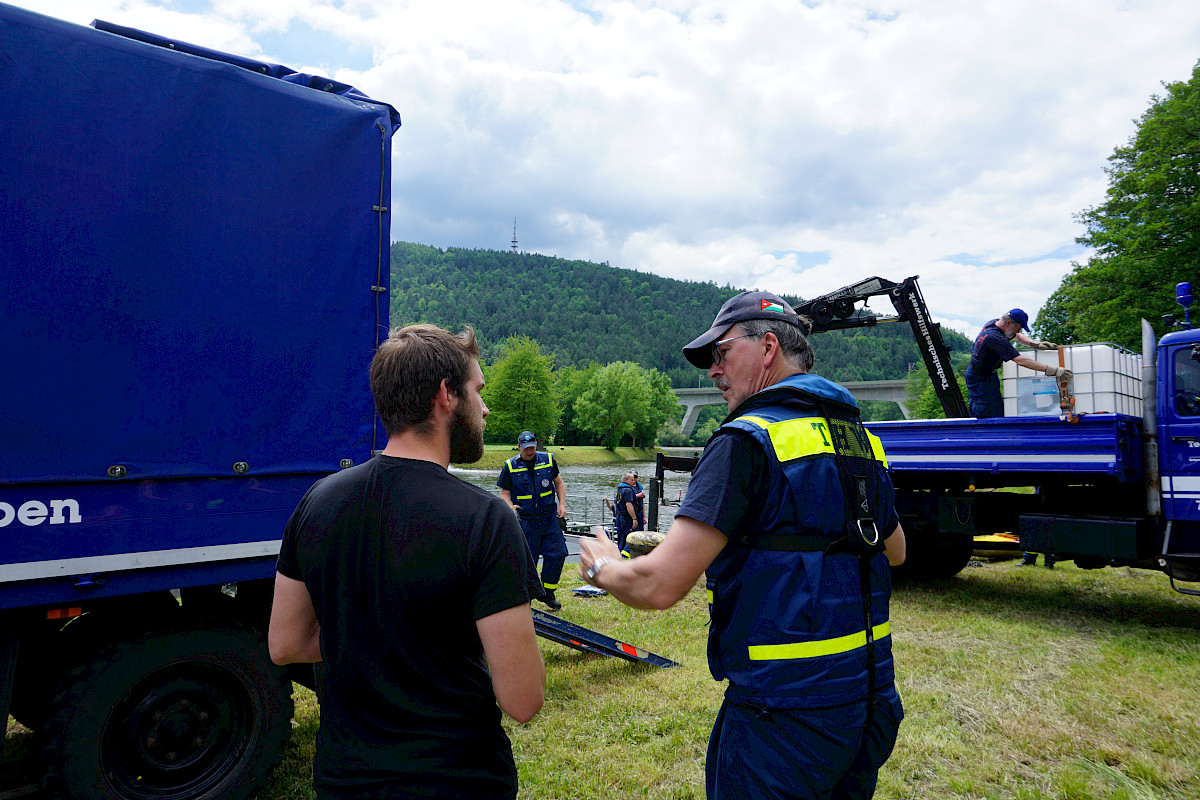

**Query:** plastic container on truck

left=1002, top=342, right=1143, bottom=417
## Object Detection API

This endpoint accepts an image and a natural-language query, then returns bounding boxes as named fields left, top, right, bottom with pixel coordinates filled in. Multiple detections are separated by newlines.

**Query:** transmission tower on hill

left=511, top=217, right=518, bottom=252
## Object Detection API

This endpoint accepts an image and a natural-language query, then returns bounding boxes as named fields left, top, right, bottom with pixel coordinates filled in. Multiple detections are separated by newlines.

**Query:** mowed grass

left=5, top=560, right=1200, bottom=799
left=462, top=444, right=661, bottom=472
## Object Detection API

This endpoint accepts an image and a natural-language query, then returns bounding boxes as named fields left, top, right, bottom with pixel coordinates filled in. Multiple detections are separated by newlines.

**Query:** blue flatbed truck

left=651, top=279, right=1200, bottom=594
left=803, top=278, right=1200, bottom=591
left=866, top=318, right=1200, bottom=591
left=1, top=4, right=400, bottom=798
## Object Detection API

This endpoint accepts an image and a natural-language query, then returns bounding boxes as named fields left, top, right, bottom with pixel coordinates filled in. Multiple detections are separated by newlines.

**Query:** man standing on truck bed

left=269, top=323, right=545, bottom=800
left=497, top=430, right=568, bottom=610
left=965, top=308, right=1070, bottom=418
left=578, top=290, right=907, bottom=800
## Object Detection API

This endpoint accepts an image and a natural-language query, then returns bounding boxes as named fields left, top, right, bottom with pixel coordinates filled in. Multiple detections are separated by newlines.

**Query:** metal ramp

left=532, top=609, right=679, bottom=668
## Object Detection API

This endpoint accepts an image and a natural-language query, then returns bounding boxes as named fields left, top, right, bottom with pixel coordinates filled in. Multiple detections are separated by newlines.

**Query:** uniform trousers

left=518, top=513, right=566, bottom=590
left=705, top=685, right=904, bottom=800
left=965, top=366, right=1004, bottom=418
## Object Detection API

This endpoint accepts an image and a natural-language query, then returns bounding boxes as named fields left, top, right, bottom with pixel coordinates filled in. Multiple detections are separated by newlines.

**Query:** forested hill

left=389, top=242, right=971, bottom=388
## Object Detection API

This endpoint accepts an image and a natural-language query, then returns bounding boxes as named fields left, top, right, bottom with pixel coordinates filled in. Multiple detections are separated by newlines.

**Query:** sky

left=13, top=0, right=1200, bottom=337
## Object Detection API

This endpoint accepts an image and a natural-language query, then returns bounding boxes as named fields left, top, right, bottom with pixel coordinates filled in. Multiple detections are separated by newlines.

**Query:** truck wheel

left=895, top=532, right=973, bottom=581
left=41, top=623, right=293, bottom=800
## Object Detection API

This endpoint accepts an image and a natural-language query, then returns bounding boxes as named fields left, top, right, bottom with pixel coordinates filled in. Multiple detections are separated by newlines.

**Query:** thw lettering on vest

left=809, top=421, right=830, bottom=446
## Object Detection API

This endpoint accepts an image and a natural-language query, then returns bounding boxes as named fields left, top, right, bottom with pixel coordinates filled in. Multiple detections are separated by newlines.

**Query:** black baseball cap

left=517, top=431, right=537, bottom=447
left=683, top=290, right=803, bottom=369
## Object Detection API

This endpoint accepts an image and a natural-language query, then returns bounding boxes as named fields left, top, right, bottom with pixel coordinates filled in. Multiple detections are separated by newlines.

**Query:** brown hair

left=370, top=324, right=479, bottom=437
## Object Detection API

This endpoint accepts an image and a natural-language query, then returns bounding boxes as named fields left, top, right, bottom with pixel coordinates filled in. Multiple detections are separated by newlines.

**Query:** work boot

left=541, top=590, right=561, bottom=611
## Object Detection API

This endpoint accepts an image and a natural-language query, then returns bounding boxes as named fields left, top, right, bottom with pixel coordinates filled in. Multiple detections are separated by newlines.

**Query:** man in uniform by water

left=497, top=431, right=568, bottom=610
left=612, top=472, right=638, bottom=558
left=630, top=469, right=646, bottom=531
left=579, top=290, right=906, bottom=799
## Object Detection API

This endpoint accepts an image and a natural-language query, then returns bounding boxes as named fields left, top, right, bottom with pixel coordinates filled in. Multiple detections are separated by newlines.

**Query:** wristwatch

left=586, top=556, right=613, bottom=583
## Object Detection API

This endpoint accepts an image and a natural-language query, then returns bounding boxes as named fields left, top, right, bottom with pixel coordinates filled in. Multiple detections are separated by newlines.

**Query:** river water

left=449, top=459, right=697, bottom=533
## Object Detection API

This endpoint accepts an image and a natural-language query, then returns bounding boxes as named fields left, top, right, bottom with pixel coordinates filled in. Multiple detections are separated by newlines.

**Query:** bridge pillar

left=674, top=380, right=912, bottom=436
left=680, top=402, right=704, bottom=437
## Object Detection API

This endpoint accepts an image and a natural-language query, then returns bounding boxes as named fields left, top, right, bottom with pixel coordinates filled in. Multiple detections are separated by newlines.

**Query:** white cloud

left=12, top=0, right=1200, bottom=335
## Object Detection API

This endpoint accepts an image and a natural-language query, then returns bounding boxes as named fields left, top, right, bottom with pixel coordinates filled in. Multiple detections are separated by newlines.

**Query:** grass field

left=462, top=444, right=662, bottom=471
left=5, top=559, right=1200, bottom=799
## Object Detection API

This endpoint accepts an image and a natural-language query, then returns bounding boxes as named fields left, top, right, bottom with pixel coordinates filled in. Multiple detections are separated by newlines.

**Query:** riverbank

left=457, top=445, right=672, bottom=472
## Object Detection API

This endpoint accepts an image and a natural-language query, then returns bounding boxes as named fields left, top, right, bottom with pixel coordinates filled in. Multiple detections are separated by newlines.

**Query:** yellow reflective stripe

left=734, top=415, right=888, bottom=467
left=539, top=490, right=553, bottom=497
left=515, top=494, right=533, bottom=500
left=747, top=622, right=891, bottom=661
left=736, top=415, right=833, bottom=461
left=706, top=589, right=714, bottom=604
left=543, top=581, right=559, bottom=590
left=866, top=429, right=889, bottom=468
left=510, top=466, right=528, bottom=473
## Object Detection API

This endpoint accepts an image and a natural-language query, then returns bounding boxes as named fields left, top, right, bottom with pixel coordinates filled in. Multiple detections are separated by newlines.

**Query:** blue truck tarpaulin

left=0, top=2, right=400, bottom=485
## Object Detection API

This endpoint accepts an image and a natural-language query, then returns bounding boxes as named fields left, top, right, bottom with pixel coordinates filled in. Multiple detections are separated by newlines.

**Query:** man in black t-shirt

left=269, top=323, right=545, bottom=800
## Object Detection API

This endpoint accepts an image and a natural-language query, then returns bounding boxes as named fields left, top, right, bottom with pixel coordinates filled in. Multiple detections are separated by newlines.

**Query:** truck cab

left=1156, top=328, right=1200, bottom=580
left=1159, top=329, right=1200, bottom=519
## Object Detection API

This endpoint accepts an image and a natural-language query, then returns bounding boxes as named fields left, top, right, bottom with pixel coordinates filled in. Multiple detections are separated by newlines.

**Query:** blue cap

left=517, top=431, right=537, bottom=447
left=683, top=290, right=803, bottom=369
left=1008, top=308, right=1030, bottom=332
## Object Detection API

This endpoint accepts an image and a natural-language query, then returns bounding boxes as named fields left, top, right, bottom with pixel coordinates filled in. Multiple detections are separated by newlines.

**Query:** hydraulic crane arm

left=792, top=276, right=968, bottom=418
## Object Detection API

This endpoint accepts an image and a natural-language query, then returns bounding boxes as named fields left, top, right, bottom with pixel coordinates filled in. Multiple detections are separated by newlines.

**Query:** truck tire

left=894, top=532, right=974, bottom=581
left=41, top=623, right=293, bottom=800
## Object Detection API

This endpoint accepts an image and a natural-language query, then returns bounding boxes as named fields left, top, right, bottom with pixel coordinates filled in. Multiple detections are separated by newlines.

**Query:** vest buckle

left=855, top=518, right=880, bottom=548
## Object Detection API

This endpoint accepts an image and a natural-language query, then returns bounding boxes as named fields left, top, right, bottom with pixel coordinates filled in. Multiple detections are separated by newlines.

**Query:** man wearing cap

left=578, top=290, right=907, bottom=800
left=630, top=469, right=647, bottom=531
left=497, top=431, right=568, bottom=610
left=611, top=472, right=638, bottom=558
left=965, top=309, right=1068, bottom=419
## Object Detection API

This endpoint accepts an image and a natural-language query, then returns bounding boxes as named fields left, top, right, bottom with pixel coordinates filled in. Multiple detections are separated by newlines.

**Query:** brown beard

left=448, top=397, right=485, bottom=464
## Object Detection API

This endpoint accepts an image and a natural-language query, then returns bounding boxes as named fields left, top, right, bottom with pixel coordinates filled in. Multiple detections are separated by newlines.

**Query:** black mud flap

left=532, top=609, right=679, bottom=668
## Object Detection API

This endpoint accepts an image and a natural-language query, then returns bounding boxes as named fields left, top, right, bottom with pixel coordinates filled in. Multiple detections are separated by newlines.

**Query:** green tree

left=687, top=406, right=727, bottom=445
left=573, top=361, right=656, bottom=449
left=655, top=419, right=691, bottom=446
left=691, top=416, right=722, bottom=445
left=482, top=335, right=560, bottom=444
left=553, top=363, right=600, bottom=445
left=632, top=368, right=681, bottom=445
left=1038, top=60, right=1200, bottom=349
left=905, top=363, right=969, bottom=420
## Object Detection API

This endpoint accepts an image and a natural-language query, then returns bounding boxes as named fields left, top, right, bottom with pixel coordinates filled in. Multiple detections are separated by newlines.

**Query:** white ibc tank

left=1001, top=343, right=1143, bottom=417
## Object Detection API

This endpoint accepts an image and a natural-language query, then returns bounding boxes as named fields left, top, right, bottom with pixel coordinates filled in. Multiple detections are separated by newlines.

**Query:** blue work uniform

left=965, top=319, right=1019, bottom=418
left=613, top=481, right=637, bottom=557
left=677, top=373, right=904, bottom=800
left=497, top=451, right=566, bottom=593
left=632, top=481, right=646, bottom=530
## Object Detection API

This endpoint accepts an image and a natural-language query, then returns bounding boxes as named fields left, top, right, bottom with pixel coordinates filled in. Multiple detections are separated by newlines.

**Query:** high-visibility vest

left=703, top=373, right=898, bottom=709
left=613, top=482, right=635, bottom=527
left=503, top=451, right=557, bottom=516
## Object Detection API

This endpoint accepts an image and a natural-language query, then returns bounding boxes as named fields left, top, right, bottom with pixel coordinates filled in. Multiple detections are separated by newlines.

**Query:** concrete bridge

left=675, top=380, right=910, bottom=435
